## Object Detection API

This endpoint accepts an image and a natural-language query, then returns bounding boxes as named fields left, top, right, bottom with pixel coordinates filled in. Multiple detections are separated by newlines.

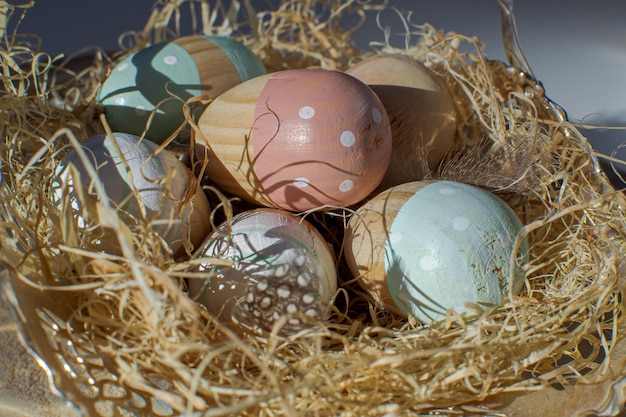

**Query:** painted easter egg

left=97, top=35, right=266, bottom=143
left=52, top=132, right=211, bottom=255
left=188, top=208, right=337, bottom=335
left=343, top=180, right=528, bottom=323
left=347, top=54, right=457, bottom=190
left=194, top=68, right=393, bottom=211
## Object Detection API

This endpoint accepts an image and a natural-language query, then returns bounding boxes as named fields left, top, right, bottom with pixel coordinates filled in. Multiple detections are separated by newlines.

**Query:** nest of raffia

left=1, top=0, right=626, bottom=416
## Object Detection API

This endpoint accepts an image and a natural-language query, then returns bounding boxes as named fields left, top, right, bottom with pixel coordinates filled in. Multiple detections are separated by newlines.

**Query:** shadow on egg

left=258, top=159, right=362, bottom=210
left=99, top=42, right=212, bottom=140
left=190, top=214, right=336, bottom=335
left=368, top=84, right=457, bottom=190
left=385, top=251, right=448, bottom=323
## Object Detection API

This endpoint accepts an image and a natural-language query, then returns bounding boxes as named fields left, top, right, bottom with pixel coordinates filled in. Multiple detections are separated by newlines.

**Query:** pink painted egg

left=194, top=68, right=392, bottom=211
left=188, top=208, right=337, bottom=335
left=347, top=54, right=457, bottom=190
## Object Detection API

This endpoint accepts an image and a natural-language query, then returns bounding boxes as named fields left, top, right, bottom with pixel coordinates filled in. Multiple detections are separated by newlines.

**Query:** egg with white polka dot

left=194, top=68, right=393, bottom=211
left=97, top=35, right=266, bottom=143
left=347, top=54, right=457, bottom=190
left=343, top=180, right=528, bottom=324
left=52, top=132, right=211, bottom=256
left=188, top=208, right=337, bottom=335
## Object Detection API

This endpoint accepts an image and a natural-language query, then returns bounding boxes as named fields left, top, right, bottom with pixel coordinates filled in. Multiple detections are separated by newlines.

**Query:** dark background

left=13, top=0, right=626, bottom=181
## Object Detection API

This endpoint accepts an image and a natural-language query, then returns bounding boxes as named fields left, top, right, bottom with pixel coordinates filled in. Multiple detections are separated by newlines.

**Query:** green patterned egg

left=343, top=180, right=528, bottom=324
left=97, top=35, right=266, bottom=143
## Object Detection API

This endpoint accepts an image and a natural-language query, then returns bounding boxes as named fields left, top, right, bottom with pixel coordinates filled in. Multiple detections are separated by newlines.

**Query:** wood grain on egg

left=344, top=180, right=527, bottom=324
left=195, top=68, right=393, bottom=211
left=343, top=181, right=433, bottom=316
left=347, top=54, right=457, bottom=189
left=97, top=36, right=265, bottom=143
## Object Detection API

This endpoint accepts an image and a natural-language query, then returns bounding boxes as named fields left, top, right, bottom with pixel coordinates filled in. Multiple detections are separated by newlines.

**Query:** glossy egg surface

left=343, top=180, right=527, bottom=323
left=347, top=54, right=457, bottom=189
left=53, top=132, right=210, bottom=254
left=188, top=208, right=337, bottom=334
left=195, top=68, right=392, bottom=211
left=97, top=35, right=266, bottom=143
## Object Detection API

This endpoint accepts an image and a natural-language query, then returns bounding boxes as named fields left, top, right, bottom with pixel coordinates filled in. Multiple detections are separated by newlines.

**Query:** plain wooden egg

left=194, top=68, right=393, bottom=211
left=97, top=35, right=266, bottom=143
left=343, top=180, right=528, bottom=323
left=53, top=132, right=211, bottom=255
left=347, top=54, right=457, bottom=190
left=188, top=208, right=337, bottom=335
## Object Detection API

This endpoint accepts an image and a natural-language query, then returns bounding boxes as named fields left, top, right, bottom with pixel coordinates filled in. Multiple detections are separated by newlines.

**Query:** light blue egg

left=97, top=36, right=266, bottom=143
left=384, top=181, right=528, bottom=323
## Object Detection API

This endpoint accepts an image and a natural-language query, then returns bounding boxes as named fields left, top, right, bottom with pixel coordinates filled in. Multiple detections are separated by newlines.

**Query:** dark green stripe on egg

left=97, top=35, right=266, bottom=143
left=343, top=180, right=528, bottom=324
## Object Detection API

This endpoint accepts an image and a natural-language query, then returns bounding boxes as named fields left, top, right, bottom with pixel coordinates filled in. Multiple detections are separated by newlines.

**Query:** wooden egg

left=97, top=35, right=266, bottom=143
left=347, top=54, right=457, bottom=190
left=188, top=208, right=337, bottom=334
left=194, top=68, right=393, bottom=211
left=53, top=132, right=210, bottom=255
left=343, top=180, right=528, bottom=323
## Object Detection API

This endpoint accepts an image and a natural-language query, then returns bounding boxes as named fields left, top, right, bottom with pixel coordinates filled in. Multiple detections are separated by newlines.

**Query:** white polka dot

left=452, top=216, right=470, bottom=231
left=372, top=107, right=382, bottom=123
left=116, top=62, right=129, bottom=71
left=299, top=106, right=315, bottom=119
left=293, top=177, right=310, bottom=188
left=388, top=231, right=403, bottom=244
left=339, top=180, right=353, bottom=192
left=163, top=55, right=178, bottom=65
left=277, top=285, right=291, bottom=298
left=420, top=255, right=437, bottom=271
left=340, top=131, right=356, bottom=147
left=286, top=304, right=297, bottom=314
left=439, top=187, right=456, bottom=195
left=135, top=105, right=147, bottom=117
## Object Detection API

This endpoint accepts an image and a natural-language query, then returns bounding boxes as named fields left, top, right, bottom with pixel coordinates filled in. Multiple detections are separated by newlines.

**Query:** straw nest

left=1, top=1, right=625, bottom=416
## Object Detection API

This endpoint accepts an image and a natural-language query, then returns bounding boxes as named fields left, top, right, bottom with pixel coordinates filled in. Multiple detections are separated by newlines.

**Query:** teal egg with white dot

left=343, top=180, right=528, bottom=324
left=97, top=35, right=266, bottom=143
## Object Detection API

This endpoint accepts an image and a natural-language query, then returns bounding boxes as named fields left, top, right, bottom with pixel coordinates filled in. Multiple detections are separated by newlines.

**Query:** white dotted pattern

left=452, top=216, right=470, bottom=231
left=293, top=177, right=310, bottom=188
left=270, top=96, right=388, bottom=206
left=372, top=107, right=382, bottom=123
left=420, top=255, right=437, bottom=271
left=339, top=180, right=354, bottom=192
left=163, top=55, right=178, bottom=65
left=340, top=131, right=356, bottom=147
left=298, top=106, right=315, bottom=119
left=388, top=231, right=402, bottom=244
left=439, top=187, right=456, bottom=195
